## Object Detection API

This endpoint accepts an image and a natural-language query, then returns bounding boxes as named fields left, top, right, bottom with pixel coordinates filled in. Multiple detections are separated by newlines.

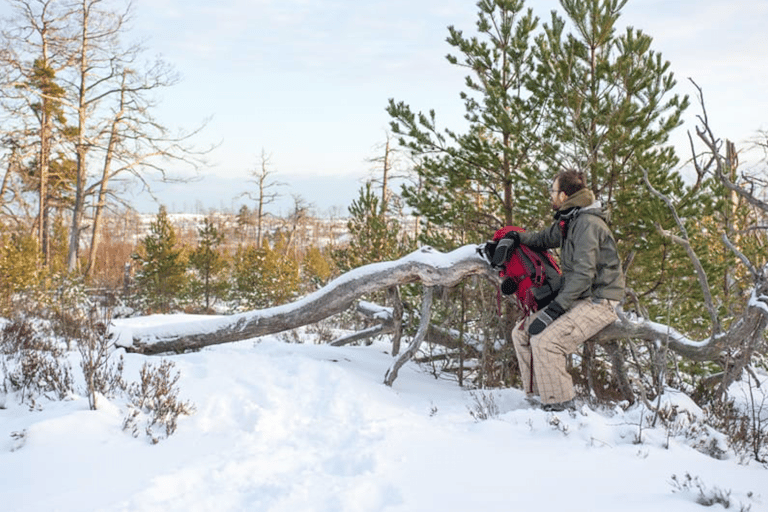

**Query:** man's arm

left=518, top=222, right=561, bottom=249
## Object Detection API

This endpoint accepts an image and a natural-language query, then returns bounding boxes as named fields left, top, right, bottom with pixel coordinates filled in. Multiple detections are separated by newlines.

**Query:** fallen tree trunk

left=116, top=245, right=493, bottom=355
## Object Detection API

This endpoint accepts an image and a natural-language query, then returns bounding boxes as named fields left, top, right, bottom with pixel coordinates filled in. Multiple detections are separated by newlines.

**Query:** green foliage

left=188, top=217, right=229, bottom=312
left=333, top=182, right=410, bottom=272
left=28, top=58, right=67, bottom=124
left=132, top=206, right=188, bottom=313
left=533, top=0, right=703, bottom=312
left=230, top=235, right=301, bottom=310
left=303, top=246, right=335, bottom=288
left=0, top=231, right=41, bottom=315
left=388, top=0, right=546, bottom=249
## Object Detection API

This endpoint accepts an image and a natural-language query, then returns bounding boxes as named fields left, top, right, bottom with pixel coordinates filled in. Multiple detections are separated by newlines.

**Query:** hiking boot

left=541, top=400, right=575, bottom=412
left=525, top=394, right=541, bottom=407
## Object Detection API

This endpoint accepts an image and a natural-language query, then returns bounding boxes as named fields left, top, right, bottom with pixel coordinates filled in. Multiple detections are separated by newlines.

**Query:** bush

left=670, top=473, right=754, bottom=511
left=122, top=359, right=195, bottom=444
left=77, top=313, right=126, bottom=411
left=704, top=380, right=768, bottom=464
left=0, top=319, right=74, bottom=407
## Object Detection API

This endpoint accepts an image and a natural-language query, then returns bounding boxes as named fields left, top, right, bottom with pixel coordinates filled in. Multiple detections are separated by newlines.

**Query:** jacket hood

left=555, top=190, right=612, bottom=224
left=559, top=188, right=595, bottom=210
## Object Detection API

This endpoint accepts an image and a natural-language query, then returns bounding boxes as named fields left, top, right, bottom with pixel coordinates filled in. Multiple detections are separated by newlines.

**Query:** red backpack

left=490, top=226, right=562, bottom=316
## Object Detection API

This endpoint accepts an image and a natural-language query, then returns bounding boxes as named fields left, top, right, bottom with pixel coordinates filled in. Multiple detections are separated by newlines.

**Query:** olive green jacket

left=518, top=189, right=625, bottom=310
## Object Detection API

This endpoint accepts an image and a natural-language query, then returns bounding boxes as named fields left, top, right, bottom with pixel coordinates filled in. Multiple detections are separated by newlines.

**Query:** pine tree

left=387, top=0, right=545, bottom=248
left=132, top=206, right=187, bottom=313
left=188, top=217, right=228, bottom=312
left=333, top=182, right=408, bottom=272
left=303, top=246, right=334, bottom=289
left=0, top=232, right=41, bottom=314
left=230, top=235, right=300, bottom=310
left=533, top=0, right=702, bottom=302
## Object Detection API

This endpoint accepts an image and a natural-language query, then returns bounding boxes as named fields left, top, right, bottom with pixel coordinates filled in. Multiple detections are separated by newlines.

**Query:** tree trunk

left=86, top=74, right=126, bottom=278
left=68, top=0, right=91, bottom=273
left=119, top=246, right=493, bottom=354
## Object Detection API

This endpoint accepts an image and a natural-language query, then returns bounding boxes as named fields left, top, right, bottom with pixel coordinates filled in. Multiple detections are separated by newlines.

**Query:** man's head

left=550, top=170, right=587, bottom=209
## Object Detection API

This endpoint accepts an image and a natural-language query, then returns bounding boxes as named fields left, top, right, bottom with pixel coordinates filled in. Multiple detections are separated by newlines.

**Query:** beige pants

left=511, top=298, right=618, bottom=405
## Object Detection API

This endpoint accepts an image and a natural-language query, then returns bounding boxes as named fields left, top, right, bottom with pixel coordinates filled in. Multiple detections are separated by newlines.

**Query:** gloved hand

left=490, top=231, right=520, bottom=270
left=480, top=241, right=498, bottom=263
left=500, top=277, right=518, bottom=296
left=528, top=301, right=566, bottom=335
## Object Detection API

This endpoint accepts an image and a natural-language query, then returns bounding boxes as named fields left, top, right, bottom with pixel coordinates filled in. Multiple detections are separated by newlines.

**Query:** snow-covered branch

left=116, top=245, right=494, bottom=355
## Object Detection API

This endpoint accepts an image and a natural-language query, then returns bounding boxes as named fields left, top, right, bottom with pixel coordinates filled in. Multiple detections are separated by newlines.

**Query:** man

left=505, top=170, right=624, bottom=411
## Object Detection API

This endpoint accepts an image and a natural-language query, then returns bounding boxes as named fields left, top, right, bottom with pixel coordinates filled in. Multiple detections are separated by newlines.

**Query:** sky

left=4, top=0, right=768, bottom=215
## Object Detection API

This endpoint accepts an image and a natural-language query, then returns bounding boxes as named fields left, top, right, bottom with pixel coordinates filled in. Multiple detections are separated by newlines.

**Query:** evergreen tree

left=230, top=235, right=300, bottom=310
left=333, top=182, right=408, bottom=272
left=188, top=217, right=228, bottom=312
left=235, top=205, right=253, bottom=243
left=533, top=0, right=702, bottom=303
left=387, top=0, right=546, bottom=248
left=303, top=246, right=334, bottom=289
left=132, top=206, right=187, bottom=313
left=0, top=232, right=41, bottom=314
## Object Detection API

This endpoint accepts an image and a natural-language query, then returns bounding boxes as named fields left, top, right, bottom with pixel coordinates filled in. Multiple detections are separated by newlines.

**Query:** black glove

left=500, top=277, right=518, bottom=296
left=528, top=301, right=566, bottom=335
left=480, top=241, right=498, bottom=263
left=490, top=231, right=520, bottom=270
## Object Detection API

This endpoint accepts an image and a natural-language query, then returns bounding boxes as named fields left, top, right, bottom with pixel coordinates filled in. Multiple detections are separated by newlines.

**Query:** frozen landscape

left=1, top=311, right=766, bottom=512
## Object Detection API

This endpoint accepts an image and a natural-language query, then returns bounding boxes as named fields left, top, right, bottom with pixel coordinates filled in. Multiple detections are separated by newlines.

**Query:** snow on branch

left=116, top=245, right=494, bottom=355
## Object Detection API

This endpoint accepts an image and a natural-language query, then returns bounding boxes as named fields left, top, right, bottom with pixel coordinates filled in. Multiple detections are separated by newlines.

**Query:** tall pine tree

left=533, top=0, right=703, bottom=303
left=388, top=0, right=546, bottom=248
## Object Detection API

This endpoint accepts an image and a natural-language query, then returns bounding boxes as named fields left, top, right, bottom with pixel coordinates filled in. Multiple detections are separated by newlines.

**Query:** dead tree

left=117, top=246, right=495, bottom=356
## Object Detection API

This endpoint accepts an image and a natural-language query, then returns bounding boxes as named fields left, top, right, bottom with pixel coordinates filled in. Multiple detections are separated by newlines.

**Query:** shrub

left=77, top=313, right=126, bottom=411
left=123, top=359, right=195, bottom=444
left=0, top=319, right=74, bottom=407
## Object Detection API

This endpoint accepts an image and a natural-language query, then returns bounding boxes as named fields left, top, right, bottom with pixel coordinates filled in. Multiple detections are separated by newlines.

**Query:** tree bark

left=119, top=245, right=493, bottom=354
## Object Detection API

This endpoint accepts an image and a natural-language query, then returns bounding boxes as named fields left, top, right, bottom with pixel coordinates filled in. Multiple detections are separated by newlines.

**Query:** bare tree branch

left=384, top=286, right=434, bottom=386
left=641, top=165, right=721, bottom=334
left=118, top=246, right=495, bottom=355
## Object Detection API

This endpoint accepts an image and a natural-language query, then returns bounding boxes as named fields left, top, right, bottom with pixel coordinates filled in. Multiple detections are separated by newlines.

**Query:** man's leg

left=531, top=299, right=618, bottom=405
left=511, top=316, right=538, bottom=396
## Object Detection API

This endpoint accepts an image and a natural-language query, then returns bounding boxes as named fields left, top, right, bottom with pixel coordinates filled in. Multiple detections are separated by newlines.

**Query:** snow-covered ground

left=1, top=314, right=766, bottom=512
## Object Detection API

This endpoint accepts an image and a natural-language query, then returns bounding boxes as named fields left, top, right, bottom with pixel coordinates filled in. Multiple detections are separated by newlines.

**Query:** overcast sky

left=5, top=0, right=768, bottom=215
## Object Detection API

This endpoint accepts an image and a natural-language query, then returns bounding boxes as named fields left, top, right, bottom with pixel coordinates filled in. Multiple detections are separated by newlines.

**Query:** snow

left=1, top=318, right=767, bottom=512
left=749, top=288, right=768, bottom=314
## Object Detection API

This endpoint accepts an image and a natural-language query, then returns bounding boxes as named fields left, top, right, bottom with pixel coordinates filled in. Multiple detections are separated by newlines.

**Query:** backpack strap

left=518, top=245, right=547, bottom=287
